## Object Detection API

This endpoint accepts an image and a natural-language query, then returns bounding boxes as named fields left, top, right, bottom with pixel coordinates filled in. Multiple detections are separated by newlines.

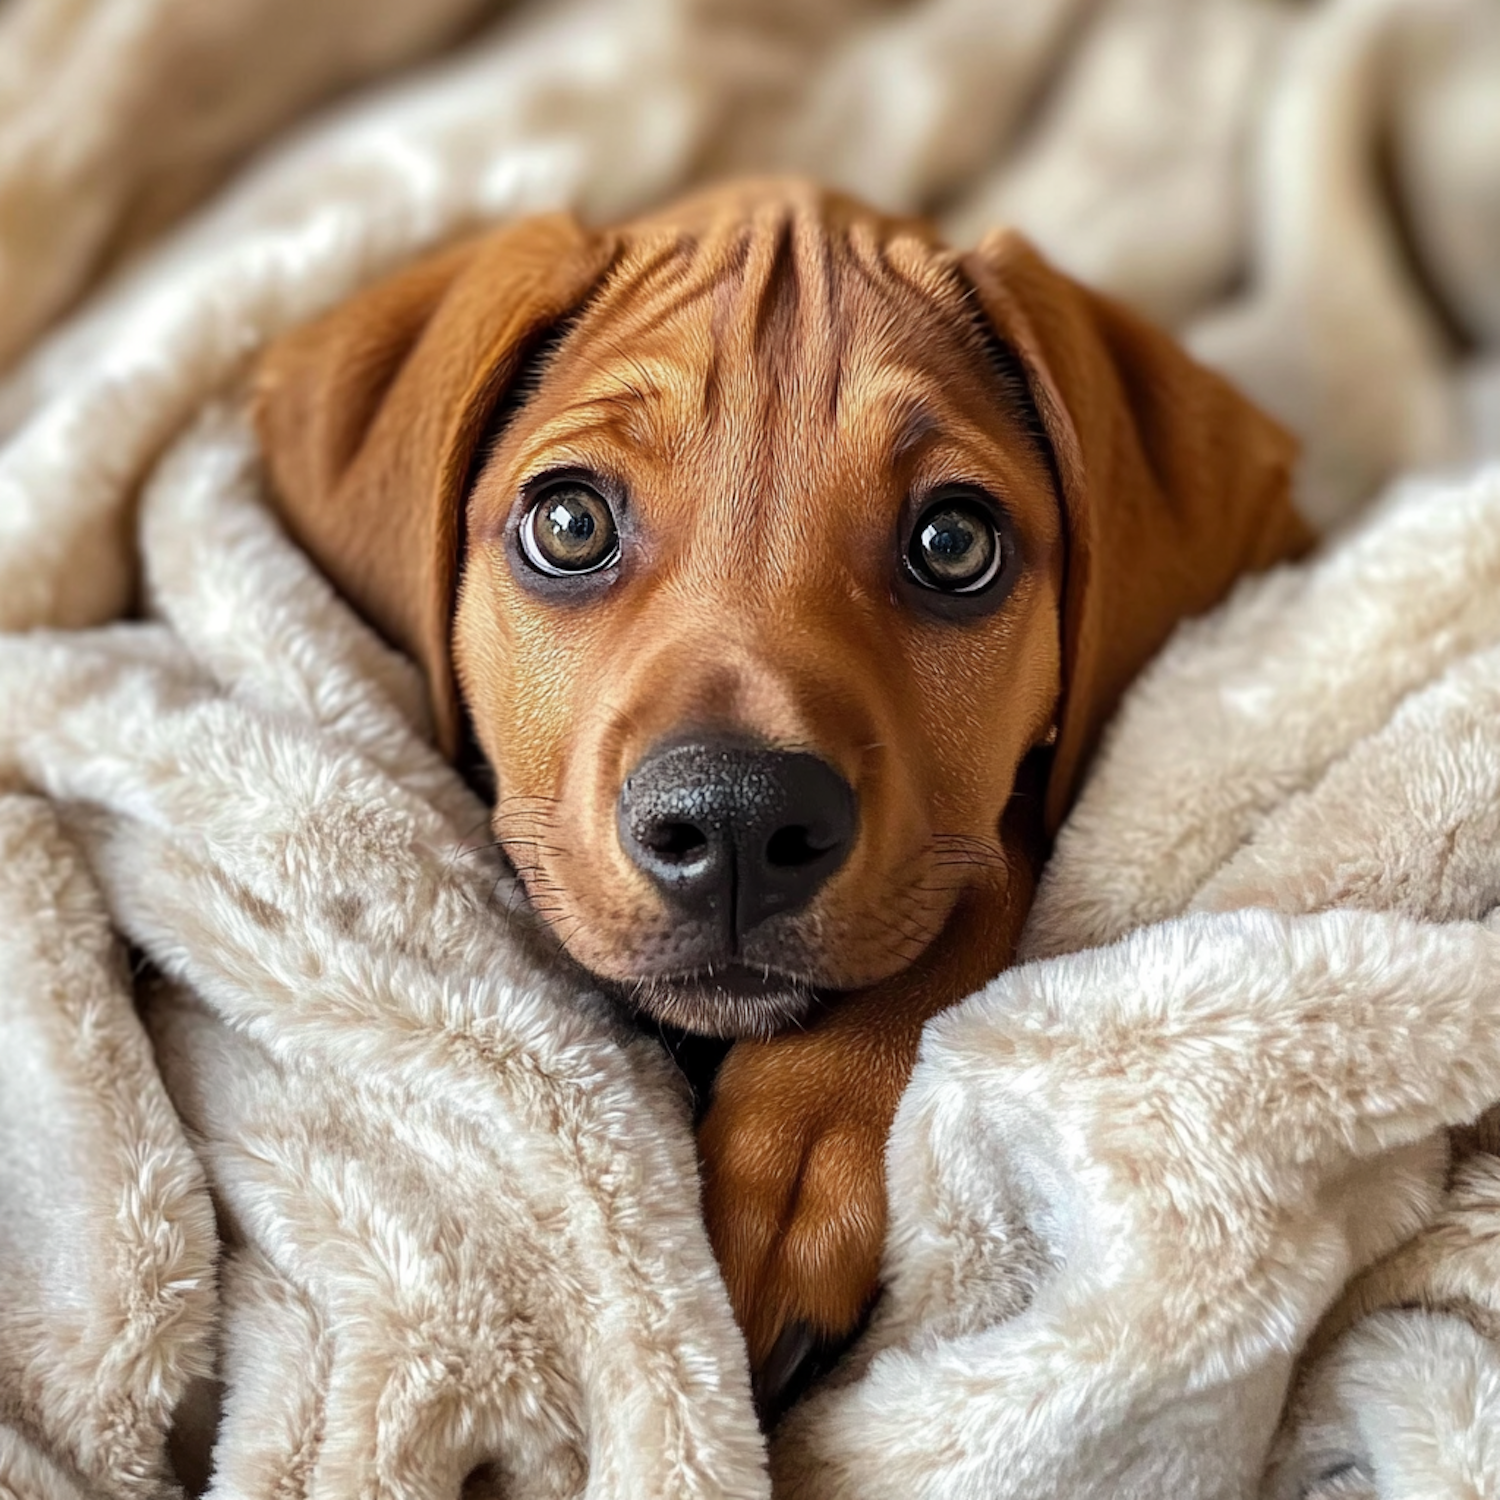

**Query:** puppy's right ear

left=254, top=215, right=615, bottom=753
left=962, top=230, right=1312, bottom=834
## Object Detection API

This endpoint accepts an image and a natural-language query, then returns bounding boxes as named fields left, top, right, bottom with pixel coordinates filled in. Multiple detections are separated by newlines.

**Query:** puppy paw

left=697, top=1033, right=893, bottom=1395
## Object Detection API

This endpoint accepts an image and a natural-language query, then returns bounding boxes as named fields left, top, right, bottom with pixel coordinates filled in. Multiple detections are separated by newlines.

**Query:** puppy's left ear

left=962, top=230, right=1315, bottom=832
left=254, top=215, right=615, bottom=753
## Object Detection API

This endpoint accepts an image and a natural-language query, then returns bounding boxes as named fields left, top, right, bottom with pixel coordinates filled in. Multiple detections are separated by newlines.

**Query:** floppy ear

left=253, top=214, right=615, bottom=754
left=962, top=230, right=1314, bottom=833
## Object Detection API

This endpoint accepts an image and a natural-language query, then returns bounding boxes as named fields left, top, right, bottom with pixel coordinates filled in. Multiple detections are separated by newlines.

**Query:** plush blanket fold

left=4, top=1, right=1500, bottom=1497
left=3, top=407, right=768, bottom=1500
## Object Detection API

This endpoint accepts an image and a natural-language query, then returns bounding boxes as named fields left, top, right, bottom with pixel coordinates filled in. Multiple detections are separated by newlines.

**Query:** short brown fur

left=255, top=178, right=1311, bottom=1378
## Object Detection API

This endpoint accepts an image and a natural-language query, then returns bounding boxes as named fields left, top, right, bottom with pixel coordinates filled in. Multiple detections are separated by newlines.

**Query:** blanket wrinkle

left=1183, top=0, right=1475, bottom=528
left=1021, top=468, right=1500, bottom=956
left=0, top=796, right=217, bottom=1500
left=0, top=0, right=516, bottom=372
left=3, top=407, right=769, bottom=1500
left=4, top=2, right=1500, bottom=1497
left=1264, top=1309, right=1500, bottom=1500
left=772, top=904, right=1500, bottom=1498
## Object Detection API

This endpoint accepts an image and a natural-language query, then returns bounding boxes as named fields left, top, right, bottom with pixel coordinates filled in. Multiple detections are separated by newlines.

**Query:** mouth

left=609, top=962, right=818, bottom=1038
left=494, top=845, right=823, bottom=1036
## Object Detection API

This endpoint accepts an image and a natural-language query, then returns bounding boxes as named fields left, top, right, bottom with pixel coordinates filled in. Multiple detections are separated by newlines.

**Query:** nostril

left=643, top=819, right=710, bottom=862
left=765, top=824, right=834, bottom=869
left=618, top=740, right=856, bottom=931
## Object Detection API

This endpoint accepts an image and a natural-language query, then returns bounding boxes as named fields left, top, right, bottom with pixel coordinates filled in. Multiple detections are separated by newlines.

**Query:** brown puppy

left=254, top=179, right=1310, bottom=1386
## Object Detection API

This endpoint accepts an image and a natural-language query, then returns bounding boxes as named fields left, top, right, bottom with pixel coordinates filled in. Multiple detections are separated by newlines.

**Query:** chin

left=611, top=963, right=817, bottom=1038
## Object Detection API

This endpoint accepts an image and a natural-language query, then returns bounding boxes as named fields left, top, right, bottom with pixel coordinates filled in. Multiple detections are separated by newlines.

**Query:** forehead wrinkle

left=502, top=413, right=637, bottom=481
left=843, top=222, right=920, bottom=308
left=699, top=210, right=857, bottom=451
left=881, top=239, right=1042, bottom=424
left=523, top=395, right=694, bottom=472
left=884, top=390, right=942, bottom=461
left=744, top=206, right=795, bottom=357
left=589, top=234, right=700, bottom=321
left=608, top=261, right=721, bottom=345
left=513, top=203, right=1035, bottom=539
left=692, top=225, right=787, bottom=524
left=835, top=243, right=1048, bottom=474
left=542, top=313, right=718, bottom=452
left=558, top=234, right=722, bottom=387
left=790, top=208, right=844, bottom=418
left=882, top=235, right=969, bottom=309
left=566, top=233, right=763, bottom=439
left=845, top=230, right=981, bottom=360
left=501, top=361, right=697, bottom=476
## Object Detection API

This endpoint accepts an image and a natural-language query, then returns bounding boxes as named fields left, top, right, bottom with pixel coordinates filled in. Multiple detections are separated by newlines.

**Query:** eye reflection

left=519, top=481, right=620, bottom=575
left=906, top=499, right=1003, bottom=593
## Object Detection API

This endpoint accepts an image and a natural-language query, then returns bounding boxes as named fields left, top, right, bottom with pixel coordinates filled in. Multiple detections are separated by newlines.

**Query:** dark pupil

left=918, top=506, right=996, bottom=586
left=538, top=487, right=612, bottom=568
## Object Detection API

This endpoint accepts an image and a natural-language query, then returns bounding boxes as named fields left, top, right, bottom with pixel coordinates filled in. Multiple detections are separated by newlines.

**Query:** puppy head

left=257, top=180, right=1307, bottom=1036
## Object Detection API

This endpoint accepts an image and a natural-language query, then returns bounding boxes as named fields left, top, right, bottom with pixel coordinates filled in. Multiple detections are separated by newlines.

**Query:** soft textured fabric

left=0, top=0, right=512, bottom=370
left=1, top=407, right=769, bottom=1499
left=3, top=1, right=1500, bottom=1496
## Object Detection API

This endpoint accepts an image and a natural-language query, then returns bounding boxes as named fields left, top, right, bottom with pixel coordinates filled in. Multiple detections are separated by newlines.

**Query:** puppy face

left=456, top=205, right=1062, bottom=1034
left=256, top=180, right=1308, bottom=1045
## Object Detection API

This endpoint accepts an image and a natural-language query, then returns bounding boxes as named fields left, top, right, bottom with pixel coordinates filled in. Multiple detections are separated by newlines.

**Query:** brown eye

left=906, top=500, right=1003, bottom=593
left=519, top=482, right=620, bottom=575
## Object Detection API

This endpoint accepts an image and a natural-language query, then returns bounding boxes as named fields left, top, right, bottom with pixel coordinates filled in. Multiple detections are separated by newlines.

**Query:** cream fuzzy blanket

left=3, top=1, right=1500, bottom=1496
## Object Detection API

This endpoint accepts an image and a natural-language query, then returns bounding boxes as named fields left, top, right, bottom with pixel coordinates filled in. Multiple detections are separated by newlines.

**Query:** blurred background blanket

left=2, top=1, right=1499, bottom=1496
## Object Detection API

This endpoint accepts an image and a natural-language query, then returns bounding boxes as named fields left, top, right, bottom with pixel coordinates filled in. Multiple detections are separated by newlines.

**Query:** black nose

left=617, top=739, right=857, bottom=942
